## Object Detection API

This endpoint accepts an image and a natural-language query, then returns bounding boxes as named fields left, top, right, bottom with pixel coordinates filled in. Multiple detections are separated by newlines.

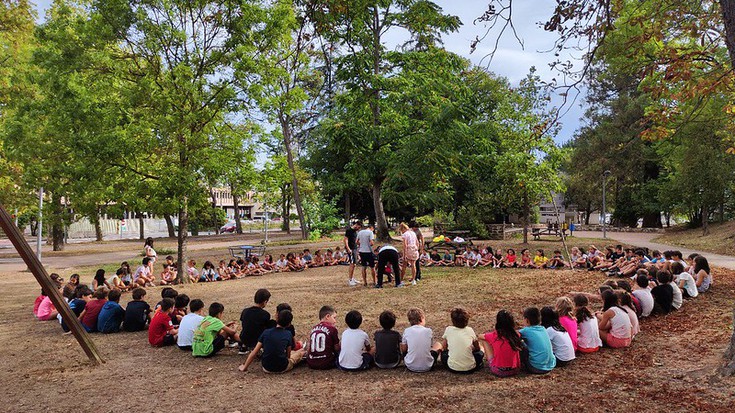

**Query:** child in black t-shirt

left=239, top=289, right=273, bottom=354
left=123, top=288, right=151, bottom=332
left=239, top=310, right=305, bottom=373
left=374, top=310, right=401, bottom=369
left=651, top=271, right=674, bottom=315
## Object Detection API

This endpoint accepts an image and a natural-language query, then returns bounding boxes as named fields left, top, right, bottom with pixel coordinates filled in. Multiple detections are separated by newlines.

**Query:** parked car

left=220, top=221, right=237, bottom=233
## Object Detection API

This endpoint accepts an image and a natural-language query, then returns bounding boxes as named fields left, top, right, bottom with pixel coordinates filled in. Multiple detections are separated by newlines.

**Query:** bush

left=305, top=196, right=341, bottom=237
left=415, top=214, right=434, bottom=228
left=455, top=206, right=489, bottom=239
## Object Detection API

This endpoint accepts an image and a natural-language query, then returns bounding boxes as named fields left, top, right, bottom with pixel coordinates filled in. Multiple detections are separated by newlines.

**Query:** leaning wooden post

left=0, top=203, right=104, bottom=365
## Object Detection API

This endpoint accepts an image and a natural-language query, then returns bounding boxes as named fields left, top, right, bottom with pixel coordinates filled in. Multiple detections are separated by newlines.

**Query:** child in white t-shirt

left=400, top=308, right=442, bottom=372
left=177, top=299, right=205, bottom=351
left=671, top=261, right=698, bottom=298
left=337, top=310, right=373, bottom=371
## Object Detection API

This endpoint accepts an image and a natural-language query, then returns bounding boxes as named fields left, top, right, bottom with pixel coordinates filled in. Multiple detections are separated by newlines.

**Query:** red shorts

left=606, top=335, right=631, bottom=348
left=577, top=346, right=599, bottom=354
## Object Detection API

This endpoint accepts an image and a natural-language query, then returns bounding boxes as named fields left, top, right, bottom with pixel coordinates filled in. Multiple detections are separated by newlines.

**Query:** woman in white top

left=144, top=237, right=157, bottom=263
left=399, top=223, right=419, bottom=285
left=597, top=290, right=632, bottom=348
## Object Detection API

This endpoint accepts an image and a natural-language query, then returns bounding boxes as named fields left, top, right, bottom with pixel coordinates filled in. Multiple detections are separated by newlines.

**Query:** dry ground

left=1, top=238, right=734, bottom=412
left=653, top=222, right=735, bottom=256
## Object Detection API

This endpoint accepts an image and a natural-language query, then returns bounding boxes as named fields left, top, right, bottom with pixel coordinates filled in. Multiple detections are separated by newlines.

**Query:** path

left=573, top=230, right=735, bottom=270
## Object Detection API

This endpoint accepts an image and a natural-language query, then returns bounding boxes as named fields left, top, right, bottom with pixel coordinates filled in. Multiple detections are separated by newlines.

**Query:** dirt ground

left=1, top=237, right=734, bottom=412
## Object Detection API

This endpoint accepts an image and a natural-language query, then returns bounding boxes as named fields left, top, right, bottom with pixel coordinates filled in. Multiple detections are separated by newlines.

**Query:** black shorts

left=162, top=334, right=176, bottom=347
left=359, top=252, right=375, bottom=268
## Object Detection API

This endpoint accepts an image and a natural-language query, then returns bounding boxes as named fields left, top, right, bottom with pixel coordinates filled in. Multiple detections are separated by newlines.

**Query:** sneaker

left=348, top=279, right=358, bottom=286
left=228, top=341, right=239, bottom=348
left=374, top=284, right=383, bottom=289
left=238, top=345, right=249, bottom=356
left=396, top=283, right=405, bottom=288
left=411, top=280, right=417, bottom=286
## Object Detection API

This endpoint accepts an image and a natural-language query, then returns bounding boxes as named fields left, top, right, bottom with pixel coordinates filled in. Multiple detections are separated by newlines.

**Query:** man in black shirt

left=239, top=288, right=274, bottom=354
left=344, top=221, right=362, bottom=286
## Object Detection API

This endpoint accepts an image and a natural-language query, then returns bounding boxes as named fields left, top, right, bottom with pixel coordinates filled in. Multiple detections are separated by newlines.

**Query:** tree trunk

left=138, top=213, right=145, bottom=240
left=642, top=212, right=662, bottom=228
left=164, top=214, right=176, bottom=238
left=281, top=184, right=290, bottom=234
left=92, top=211, right=103, bottom=242
left=210, top=187, right=219, bottom=235
left=176, top=202, right=189, bottom=283
left=720, top=0, right=735, bottom=67
left=372, top=179, right=390, bottom=242
left=522, top=189, right=529, bottom=244
left=344, top=192, right=351, bottom=223
left=584, top=202, right=592, bottom=225
left=51, top=194, right=64, bottom=252
left=232, top=185, right=242, bottom=234
left=702, top=204, right=710, bottom=236
left=279, top=115, right=308, bottom=240
left=719, top=201, right=725, bottom=223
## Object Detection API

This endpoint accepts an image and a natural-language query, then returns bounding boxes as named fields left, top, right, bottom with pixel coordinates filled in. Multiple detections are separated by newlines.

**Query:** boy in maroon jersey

left=306, top=306, right=340, bottom=369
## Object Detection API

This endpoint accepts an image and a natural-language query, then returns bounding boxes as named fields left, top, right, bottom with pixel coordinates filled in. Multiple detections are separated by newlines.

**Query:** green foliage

left=304, top=195, right=341, bottom=237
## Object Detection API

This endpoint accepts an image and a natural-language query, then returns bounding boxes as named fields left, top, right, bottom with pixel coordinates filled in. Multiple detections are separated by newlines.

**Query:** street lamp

left=602, top=170, right=611, bottom=239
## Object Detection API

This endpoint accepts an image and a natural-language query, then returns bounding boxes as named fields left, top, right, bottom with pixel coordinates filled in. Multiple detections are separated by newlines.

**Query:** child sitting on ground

left=186, top=260, right=200, bottom=283
left=123, top=288, right=151, bottom=332
left=540, top=306, right=575, bottom=366
left=501, top=249, right=517, bottom=268
left=374, top=310, right=402, bottom=369
left=477, top=310, right=522, bottom=377
left=547, top=250, right=567, bottom=269
left=93, top=269, right=110, bottom=291
left=533, top=249, right=549, bottom=269
left=36, top=287, right=60, bottom=322
left=239, top=289, right=273, bottom=354
left=79, top=287, right=108, bottom=332
left=217, top=260, right=230, bottom=280
left=172, top=294, right=190, bottom=325
left=651, top=270, right=675, bottom=315
left=193, top=302, right=240, bottom=357
left=307, top=306, right=341, bottom=370
left=597, top=290, right=633, bottom=348
left=337, top=310, right=373, bottom=371
left=276, top=303, right=303, bottom=350
left=200, top=261, right=217, bottom=282
left=441, top=307, right=484, bottom=374
left=160, top=264, right=176, bottom=285
left=573, top=294, right=602, bottom=353
left=555, top=297, right=578, bottom=351
left=97, top=289, right=125, bottom=334
left=671, top=262, right=698, bottom=298
left=632, top=274, right=654, bottom=317
left=178, top=299, right=205, bottom=351
left=519, top=307, right=556, bottom=374
left=517, top=249, right=536, bottom=269
left=401, top=308, right=442, bottom=372
left=240, top=309, right=305, bottom=373
left=61, top=286, right=93, bottom=333
left=148, top=298, right=178, bottom=347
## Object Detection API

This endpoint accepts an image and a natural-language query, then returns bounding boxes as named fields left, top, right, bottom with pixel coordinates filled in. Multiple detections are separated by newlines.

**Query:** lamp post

left=602, top=170, right=611, bottom=239
left=37, top=187, right=43, bottom=260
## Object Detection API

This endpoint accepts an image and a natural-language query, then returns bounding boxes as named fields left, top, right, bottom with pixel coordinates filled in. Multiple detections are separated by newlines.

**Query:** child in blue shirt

left=98, top=289, right=126, bottom=333
left=519, top=307, right=555, bottom=374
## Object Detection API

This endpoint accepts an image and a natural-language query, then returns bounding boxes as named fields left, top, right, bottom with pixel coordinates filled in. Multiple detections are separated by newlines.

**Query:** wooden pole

left=0, top=203, right=104, bottom=365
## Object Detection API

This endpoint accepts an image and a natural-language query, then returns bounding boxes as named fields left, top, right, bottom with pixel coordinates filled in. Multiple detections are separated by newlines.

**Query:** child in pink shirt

left=478, top=310, right=522, bottom=377
left=555, top=297, right=578, bottom=350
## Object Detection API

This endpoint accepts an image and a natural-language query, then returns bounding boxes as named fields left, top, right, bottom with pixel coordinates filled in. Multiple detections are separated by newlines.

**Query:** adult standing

left=375, top=244, right=402, bottom=288
left=356, top=224, right=377, bottom=287
left=411, top=222, right=424, bottom=282
left=400, top=223, right=419, bottom=285
left=144, top=237, right=157, bottom=264
left=344, top=222, right=361, bottom=286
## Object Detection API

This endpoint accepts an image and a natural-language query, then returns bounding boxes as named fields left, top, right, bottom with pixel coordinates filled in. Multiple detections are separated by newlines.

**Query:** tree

left=307, top=0, right=461, bottom=241
left=93, top=0, right=272, bottom=282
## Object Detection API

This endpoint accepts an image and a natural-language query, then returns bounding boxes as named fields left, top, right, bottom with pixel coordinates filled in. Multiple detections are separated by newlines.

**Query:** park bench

left=531, top=223, right=568, bottom=240
left=228, top=244, right=266, bottom=259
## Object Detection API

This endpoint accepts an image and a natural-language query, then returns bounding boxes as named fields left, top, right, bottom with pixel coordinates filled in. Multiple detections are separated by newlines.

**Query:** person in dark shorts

left=239, top=289, right=274, bottom=354
left=375, top=245, right=402, bottom=288
left=344, top=222, right=362, bottom=286
left=356, top=225, right=377, bottom=286
left=148, top=298, right=178, bottom=347
left=239, top=309, right=305, bottom=373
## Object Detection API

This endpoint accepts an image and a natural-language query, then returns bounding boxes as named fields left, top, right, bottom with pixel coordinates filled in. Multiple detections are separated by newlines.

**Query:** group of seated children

left=421, top=246, right=568, bottom=269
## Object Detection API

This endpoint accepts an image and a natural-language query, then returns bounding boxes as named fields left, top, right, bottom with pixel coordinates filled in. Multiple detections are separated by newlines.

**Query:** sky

left=31, top=0, right=586, bottom=144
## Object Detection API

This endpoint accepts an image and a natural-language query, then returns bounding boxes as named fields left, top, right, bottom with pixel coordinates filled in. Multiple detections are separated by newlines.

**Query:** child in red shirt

left=149, top=298, right=178, bottom=347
